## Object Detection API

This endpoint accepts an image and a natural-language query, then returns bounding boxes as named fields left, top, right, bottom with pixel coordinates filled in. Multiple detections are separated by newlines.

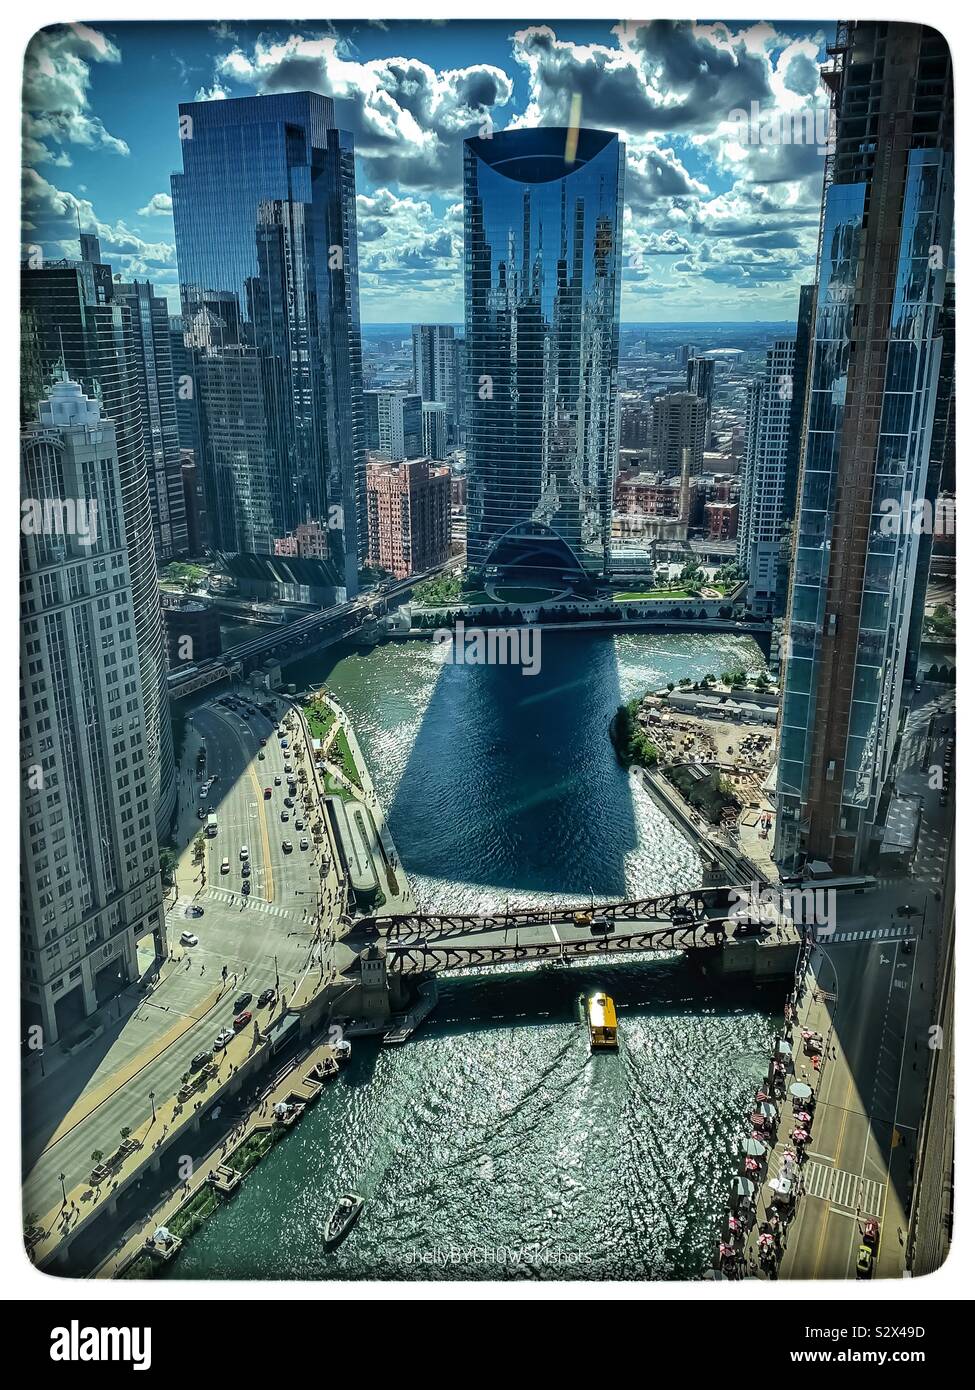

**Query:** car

left=241, top=863, right=251, bottom=878
left=589, top=917, right=614, bottom=936
left=274, top=776, right=282, bottom=786
left=734, top=920, right=764, bottom=937
left=264, top=787, right=272, bottom=799
left=281, top=739, right=290, bottom=750
left=284, top=764, right=294, bottom=775
left=258, top=988, right=276, bottom=1008
left=282, top=840, right=294, bottom=853
left=233, top=992, right=253, bottom=1011
left=179, top=930, right=199, bottom=947
left=299, top=838, right=309, bottom=851
left=671, top=906, right=694, bottom=926
left=242, top=880, right=251, bottom=895
left=295, top=819, right=305, bottom=831
left=199, top=786, right=209, bottom=800
left=281, top=809, right=290, bottom=821
left=220, top=858, right=230, bottom=874
left=233, top=1010, right=252, bottom=1031
left=855, top=1244, right=874, bottom=1279
left=197, top=807, right=206, bottom=820
left=190, top=1050, right=212, bottom=1071
left=258, top=750, right=266, bottom=760
left=240, top=846, right=249, bottom=861
left=213, top=1028, right=234, bottom=1050
left=260, top=738, right=267, bottom=747
left=185, top=905, right=204, bottom=918
left=284, top=797, right=294, bottom=808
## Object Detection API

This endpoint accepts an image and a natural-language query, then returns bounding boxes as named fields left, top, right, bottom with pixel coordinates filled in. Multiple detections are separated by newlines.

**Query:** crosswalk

left=817, top=923, right=913, bottom=946
left=205, top=887, right=298, bottom=920
left=804, top=1161, right=884, bottom=1217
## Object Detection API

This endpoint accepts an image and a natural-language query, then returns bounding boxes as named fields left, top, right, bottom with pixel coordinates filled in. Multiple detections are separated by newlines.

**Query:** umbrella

left=732, top=1177, right=756, bottom=1199
left=744, top=1157, right=760, bottom=1173
left=273, top=1101, right=290, bottom=1116
left=741, top=1137, right=767, bottom=1158
left=790, top=1082, right=812, bottom=1100
left=769, top=1177, right=793, bottom=1197
left=792, top=1128, right=809, bottom=1143
left=777, top=1039, right=793, bottom=1056
left=758, top=1101, right=777, bottom=1119
left=796, top=1110, right=812, bottom=1124
left=153, top=1227, right=173, bottom=1244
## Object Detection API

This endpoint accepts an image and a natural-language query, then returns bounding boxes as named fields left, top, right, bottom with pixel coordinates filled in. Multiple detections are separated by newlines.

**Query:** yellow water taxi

left=587, top=992, right=618, bottom=1050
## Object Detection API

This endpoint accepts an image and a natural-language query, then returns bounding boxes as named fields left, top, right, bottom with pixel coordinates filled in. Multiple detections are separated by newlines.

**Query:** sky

left=21, top=18, right=837, bottom=323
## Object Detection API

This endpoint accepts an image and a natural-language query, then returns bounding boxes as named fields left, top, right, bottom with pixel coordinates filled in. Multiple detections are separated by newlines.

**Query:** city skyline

left=23, top=19, right=837, bottom=323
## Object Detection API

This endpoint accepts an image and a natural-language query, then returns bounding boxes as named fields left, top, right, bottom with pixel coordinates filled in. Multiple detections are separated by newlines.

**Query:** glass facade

left=464, top=127, right=624, bottom=578
left=171, top=92, right=365, bottom=595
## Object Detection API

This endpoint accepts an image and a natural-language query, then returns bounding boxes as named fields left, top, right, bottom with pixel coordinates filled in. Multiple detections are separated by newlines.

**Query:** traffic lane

left=196, top=706, right=276, bottom=900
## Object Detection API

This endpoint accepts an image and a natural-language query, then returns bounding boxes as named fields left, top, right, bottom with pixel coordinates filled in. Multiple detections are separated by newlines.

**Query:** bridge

left=354, top=885, right=800, bottom=977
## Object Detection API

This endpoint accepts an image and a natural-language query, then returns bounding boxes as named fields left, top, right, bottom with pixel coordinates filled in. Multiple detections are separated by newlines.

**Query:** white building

left=21, top=378, right=167, bottom=1044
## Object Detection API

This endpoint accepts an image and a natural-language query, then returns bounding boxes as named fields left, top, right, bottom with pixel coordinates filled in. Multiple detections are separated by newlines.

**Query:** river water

left=172, top=628, right=779, bottom=1280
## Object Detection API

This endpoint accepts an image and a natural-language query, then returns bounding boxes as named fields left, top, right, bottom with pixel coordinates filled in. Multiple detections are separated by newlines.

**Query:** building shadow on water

left=382, top=629, right=638, bottom=902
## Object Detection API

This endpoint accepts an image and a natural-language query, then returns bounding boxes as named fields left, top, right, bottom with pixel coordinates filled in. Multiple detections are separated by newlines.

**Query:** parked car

left=190, top=1050, right=212, bottom=1071
left=281, top=809, right=290, bottom=822
left=855, top=1244, right=874, bottom=1279
left=213, top=1028, right=234, bottom=1050
left=234, top=992, right=253, bottom=1012
left=295, top=819, right=305, bottom=831
left=258, top=988, right=276, bottom=1008
left=179, top=930, right=199, bottom=947
left=233, top=1011, right=253, bottom=1031
left=299, top=837, right=309, bottom=851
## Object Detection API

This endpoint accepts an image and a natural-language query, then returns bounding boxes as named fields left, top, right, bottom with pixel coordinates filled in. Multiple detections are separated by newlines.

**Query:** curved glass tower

left=464, top=127, right=624, bottom=580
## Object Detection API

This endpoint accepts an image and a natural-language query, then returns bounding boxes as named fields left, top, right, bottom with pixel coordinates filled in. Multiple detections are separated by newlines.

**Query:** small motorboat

left=333, top=1039, right=352, bottom=1062
left=323, top=1192, right=364, bottom=1251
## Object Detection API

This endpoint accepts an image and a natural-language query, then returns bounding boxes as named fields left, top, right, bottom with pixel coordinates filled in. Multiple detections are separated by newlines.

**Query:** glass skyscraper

left=171, top=91, right=366, bottom=596
left=464, top=127, right=624, bottom=579
left=776, top=22, right=953, bottom=873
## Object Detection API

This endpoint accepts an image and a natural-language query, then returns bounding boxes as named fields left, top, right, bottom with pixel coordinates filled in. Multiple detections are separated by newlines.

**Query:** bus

left=205, top=813, right=218, bottom=838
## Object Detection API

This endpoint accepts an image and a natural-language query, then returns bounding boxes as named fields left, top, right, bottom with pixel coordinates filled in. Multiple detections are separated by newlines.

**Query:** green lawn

left=330, top=727, right=361, bottom=789
left=303, top=697, right=335, bottom=741
left=614, top=587, right=695, bottom=601
left=492, top=586, right=561, bottom=603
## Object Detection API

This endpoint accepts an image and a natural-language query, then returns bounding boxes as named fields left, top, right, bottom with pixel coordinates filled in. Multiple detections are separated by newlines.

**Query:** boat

left=322, top=1192, right=364, bottom=1250
left=333, top=1039, right=352, bottom=1062
left=586, top=992, right=618, bottom=1051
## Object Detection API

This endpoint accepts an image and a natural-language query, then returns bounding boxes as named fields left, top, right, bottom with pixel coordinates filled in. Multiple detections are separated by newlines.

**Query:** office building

left=412, top=324, right=457, bottom=440
left=21, top=378, right=167, bottom=1043
left=775, top=21, right=953, bottom=873
left=363, top=389, right=423, bottom=461
left=686, top=356, right=716, bottom=436
left=737, top=339, right=797, bottom=613
left=464, top=126, right=624, bottom=578
left=171, top=91, right=366, bottom=596
left=421, top=401, right=449, bottom=460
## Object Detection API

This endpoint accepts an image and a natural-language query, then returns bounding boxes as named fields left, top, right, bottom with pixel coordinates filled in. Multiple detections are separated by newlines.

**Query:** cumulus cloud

left=210, top=34, right=513, bottom=191
left=23, top=23, right=129, bottom=166
left=138, top=192, right=173, bottom=217
left=22, top=168, right=175, bottom=275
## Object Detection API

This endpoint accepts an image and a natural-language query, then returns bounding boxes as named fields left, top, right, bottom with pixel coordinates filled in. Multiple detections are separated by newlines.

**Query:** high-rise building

left=114, top=280, right=188, bottom=559
left=675, top=344, right=697, bottom=367
left=412, top=324, right=457, bottom=441
left=464, top=126, right=624, bottom=578
left=21, top=255, right=177, bottom=833
left=363, top=390, right=423, bottom=461
left=737, top=339, right=797, bottom=612
left=421, top=401, right=449, bottom=460
left=450, top=336, right=469, bottom=446
left=649, top=392, right=707, bottom=476
left=366, top=457, right=451, bottom=578
left=686, top=356, right=716, bottom=437
left=776, top=21, right=953, bottom=873
left=169, top=315, right=202, bottom=465
left=20, top=378, right=167, bottom=1043
left=171, top=91, right=366, bottom=596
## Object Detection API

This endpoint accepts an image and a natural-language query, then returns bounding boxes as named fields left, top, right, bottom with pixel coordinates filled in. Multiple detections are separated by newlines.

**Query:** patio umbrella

left=777, top=1039, right=793, bottom=1056
left=768, top=1177, right=793, bottom=1197
left=758, top=1101, right=777, bottom=1119
left=153, top=1227, right=172, bottom=1244
left=790, top=1082, right=812, bottom=1100
left=741, top=1137, right=768, bottom=1158
left=732, top=1177, right=756, bottom=1200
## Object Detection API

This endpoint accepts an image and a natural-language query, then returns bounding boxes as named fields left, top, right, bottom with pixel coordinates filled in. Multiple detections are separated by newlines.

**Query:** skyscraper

left=412, top=324, right=457, bottom=440
left=464, top=126, right=624, bottom=579
left=776, top=21, right=953, bottom=873
left=363, top=390, right=423, bottom=461
left=738, top=339, right=797, bottom=613
left=21, top=253, right=177, bottom=833
left=649, top=392, right=707, bottom=477
left=21, top=378, right=166, bottom=1043
left=171, top=91, right=366, bottom=596
left=113, top=279, right=188, bottom=560
left=421, top=400, right=449, bottom=460
left=686, top=356, right=716, bottom=438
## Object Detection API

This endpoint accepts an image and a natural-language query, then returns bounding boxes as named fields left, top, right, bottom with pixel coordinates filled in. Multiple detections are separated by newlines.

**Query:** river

left=172, top=628, right=779, bottom=1280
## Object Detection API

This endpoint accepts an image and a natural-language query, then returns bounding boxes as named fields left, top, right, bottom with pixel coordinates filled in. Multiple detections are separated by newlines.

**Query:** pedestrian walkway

left=803, top=1161, right=884, bottom=1216
left=204, top=887, right=300, bottom=920
left=823, top=924, right=913, bottom=945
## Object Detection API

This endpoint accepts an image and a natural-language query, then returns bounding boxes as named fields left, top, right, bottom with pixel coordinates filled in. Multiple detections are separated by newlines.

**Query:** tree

left=159, top=848, right=179, bottom=886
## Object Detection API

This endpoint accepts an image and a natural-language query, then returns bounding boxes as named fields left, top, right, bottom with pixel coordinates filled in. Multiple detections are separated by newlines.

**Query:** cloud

left=23, top=24, right=129, bottom=166
left=138, top=192, right=173, bottom=217
left=22, top=168, right=175, bottom=274
left=208, top=34, right=513, bottom=192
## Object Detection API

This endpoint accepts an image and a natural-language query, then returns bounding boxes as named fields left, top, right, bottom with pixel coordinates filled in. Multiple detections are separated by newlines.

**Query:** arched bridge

left=354, top=885, right=772, bottom=974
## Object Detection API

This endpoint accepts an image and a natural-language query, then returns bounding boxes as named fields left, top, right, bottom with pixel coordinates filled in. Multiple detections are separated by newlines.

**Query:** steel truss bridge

left=357, top=885, right=743, bottom=974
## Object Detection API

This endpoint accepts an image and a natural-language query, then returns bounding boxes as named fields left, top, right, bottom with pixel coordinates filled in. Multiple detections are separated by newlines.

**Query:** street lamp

left=58, top=1172, right=67, bottom=1207
left=149, top=1090, right=156, bottom=1123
